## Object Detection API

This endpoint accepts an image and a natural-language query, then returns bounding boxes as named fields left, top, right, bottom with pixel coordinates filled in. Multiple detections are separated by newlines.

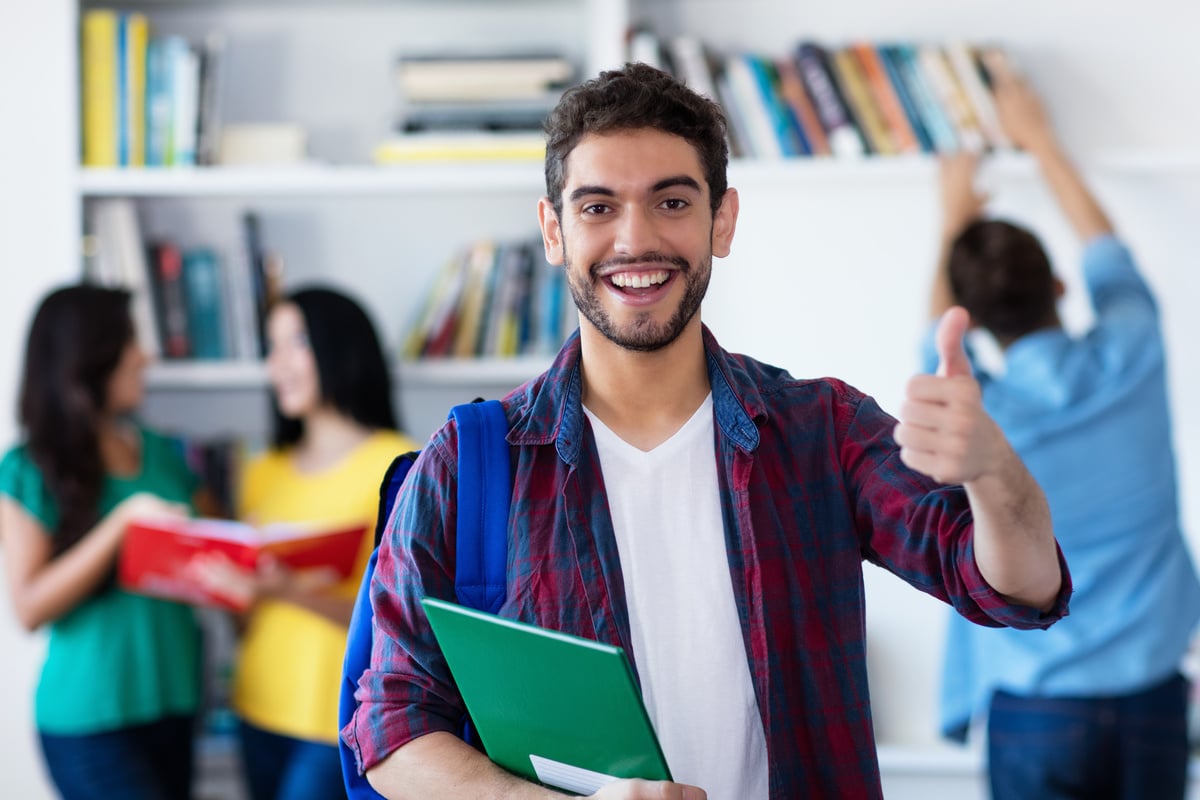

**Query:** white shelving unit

left=6, top=1, right=1200, bottom=797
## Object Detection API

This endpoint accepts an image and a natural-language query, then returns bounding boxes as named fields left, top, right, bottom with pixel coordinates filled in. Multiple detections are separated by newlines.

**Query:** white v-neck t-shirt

left=583, top=395, right=769, bottom=800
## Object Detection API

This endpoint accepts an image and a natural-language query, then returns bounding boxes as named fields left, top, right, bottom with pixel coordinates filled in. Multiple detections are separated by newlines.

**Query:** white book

left=945, top=41, right=1010, bottom=151
left=628, top=29, right=664, bottom=70
left=918, top=45, right=986, bottom=153
left=669, top=36, right=718, bottom=101
left=90, top=199, right=161, bottom=358
left=168, top=36, right=199, bottom=166
left=723, top=55, right=784, bottom=159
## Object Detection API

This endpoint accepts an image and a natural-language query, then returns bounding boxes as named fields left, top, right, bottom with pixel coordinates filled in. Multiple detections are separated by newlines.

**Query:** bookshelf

left=6, top=0, right=1200, bottom=798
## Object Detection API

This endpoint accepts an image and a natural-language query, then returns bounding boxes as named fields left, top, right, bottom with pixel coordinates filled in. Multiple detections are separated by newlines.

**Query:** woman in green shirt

left=0, top=285, right=206, bottom=800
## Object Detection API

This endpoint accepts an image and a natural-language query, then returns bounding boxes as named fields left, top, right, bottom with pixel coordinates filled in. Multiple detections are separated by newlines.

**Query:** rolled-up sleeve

left=843, top=390, right=1071, bottom=630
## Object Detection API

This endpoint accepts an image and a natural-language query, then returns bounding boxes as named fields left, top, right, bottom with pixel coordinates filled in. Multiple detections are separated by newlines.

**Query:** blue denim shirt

left=927, top=235, right=1200, bottom=738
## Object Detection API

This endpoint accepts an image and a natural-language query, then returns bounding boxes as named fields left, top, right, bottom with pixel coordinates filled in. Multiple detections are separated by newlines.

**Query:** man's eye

left=661, top=198, right=689, bottom=211
left=582, top=203, right=611, bottom=215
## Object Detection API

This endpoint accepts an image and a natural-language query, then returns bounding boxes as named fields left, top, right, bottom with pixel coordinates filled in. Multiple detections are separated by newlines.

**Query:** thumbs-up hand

left=895, top=306, right=1007, bottom=485
left=936, top=306, right=972, bottom=378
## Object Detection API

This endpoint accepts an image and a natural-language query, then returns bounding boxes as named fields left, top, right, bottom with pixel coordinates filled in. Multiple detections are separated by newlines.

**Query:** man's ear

left=711, top=188, right=739, bottom=258
left=538, top=197, right=565, bottom=266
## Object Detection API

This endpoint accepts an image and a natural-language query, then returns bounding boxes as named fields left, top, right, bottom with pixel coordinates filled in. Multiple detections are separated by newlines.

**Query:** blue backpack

left=338, top=399, right=511, bottom=799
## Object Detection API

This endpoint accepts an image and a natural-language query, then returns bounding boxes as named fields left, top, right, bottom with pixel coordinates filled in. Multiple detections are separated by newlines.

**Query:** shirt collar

left=508, top=325, right=763, bottom=465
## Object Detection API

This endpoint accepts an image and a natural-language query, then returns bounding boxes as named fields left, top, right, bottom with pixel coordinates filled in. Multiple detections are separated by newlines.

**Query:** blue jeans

left=987, top=672, right=1190, bottom=800
left=39, top=714, right=195, bottom=800
left=238, top=719, right=347, bottom=800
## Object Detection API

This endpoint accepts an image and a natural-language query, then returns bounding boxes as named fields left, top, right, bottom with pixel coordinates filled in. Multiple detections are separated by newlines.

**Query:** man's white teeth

left=611, top=271, right=669, bottom=288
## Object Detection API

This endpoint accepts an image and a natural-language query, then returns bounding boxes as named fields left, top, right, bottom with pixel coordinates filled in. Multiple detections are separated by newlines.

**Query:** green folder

left=421, top=596, right=672, bottom=794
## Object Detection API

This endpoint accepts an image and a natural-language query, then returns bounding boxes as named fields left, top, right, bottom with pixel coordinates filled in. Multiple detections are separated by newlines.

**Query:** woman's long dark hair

left=270, top=287, right=399, bottom=448
left=19, top=285, right=135, bottom=556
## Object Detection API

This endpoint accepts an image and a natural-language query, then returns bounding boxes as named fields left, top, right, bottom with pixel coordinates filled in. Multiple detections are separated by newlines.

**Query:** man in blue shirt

left=928, top=54, right=1200, bottom=799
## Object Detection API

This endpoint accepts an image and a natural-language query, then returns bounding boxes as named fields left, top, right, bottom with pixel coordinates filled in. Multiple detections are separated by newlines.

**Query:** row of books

left=630, top=31, right=1012, bottom=159
left=84, top=199, right=279, bottom=360
left=403, top=238, right=574, bottom=361
left=81, top=9, right=223, bottom=167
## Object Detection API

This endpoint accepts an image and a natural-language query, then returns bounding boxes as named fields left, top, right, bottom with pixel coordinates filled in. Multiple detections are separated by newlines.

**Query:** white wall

left=0, top=0, right=76, bottom=796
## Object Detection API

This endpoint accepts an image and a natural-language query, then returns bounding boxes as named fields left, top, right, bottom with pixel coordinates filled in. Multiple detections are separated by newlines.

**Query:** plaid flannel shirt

left=345, top=325, right=1069, bottom=799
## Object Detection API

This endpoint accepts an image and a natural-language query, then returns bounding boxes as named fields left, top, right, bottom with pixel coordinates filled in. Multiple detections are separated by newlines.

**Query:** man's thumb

left=936, top=306, right=972, bottom=378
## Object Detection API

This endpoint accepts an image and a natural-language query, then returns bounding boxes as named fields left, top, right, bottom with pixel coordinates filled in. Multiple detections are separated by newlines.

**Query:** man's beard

left=565, top=249, right=711, bottom=352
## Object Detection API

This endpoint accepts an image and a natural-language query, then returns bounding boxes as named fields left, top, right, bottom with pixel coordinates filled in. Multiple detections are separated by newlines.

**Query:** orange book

left=118, top=517, right=367, bottom=610
left=829, top=46, right=896, bottom=155
left=774, top=56, right=830, bottom=156
left=851, top=42, right=920, bottom=154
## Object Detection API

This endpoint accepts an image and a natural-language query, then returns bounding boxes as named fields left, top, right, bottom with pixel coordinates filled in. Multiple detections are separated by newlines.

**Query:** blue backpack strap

left=339, top=451, right=419, bottom=800
left=449, top=399, right=510, bottom=615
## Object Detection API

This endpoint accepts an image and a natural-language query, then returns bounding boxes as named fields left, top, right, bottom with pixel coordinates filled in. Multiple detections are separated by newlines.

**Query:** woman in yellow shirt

left=201, top=287, right=417, bottom=800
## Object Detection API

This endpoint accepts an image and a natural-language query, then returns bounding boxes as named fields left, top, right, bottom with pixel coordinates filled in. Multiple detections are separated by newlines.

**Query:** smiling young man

left=344, top=63, right=1069, bottom=800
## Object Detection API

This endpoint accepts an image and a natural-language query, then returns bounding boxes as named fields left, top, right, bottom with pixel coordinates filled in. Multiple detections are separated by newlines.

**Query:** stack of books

left=375, top=52, right=575, bottom=164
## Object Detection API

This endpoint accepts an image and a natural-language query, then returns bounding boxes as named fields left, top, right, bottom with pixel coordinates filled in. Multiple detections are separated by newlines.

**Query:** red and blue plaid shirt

left=345, top=326, right=1069, bottom=799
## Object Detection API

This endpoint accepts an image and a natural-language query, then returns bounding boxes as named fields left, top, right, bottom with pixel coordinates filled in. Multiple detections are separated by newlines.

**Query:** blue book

left=116, top=13, right=129, bottom=166
left=182, top=247, right=226, bottom=359
left=745, top=55, right=807, bottom=156
left=878, top=45, right=935, bottom=153
left=892, top=44, right=958, bottom=152
left=145, top=38, right=172, bottom=166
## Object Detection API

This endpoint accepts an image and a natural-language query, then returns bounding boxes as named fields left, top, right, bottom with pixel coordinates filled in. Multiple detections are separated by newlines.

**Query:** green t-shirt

left=0, top=427, right=203, bottom=735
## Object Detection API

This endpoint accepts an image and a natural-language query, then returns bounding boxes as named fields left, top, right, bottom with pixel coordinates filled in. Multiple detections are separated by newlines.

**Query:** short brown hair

left=948, top=219, right=1058, bottom=342
left=543, top=62, right=729, bottom=218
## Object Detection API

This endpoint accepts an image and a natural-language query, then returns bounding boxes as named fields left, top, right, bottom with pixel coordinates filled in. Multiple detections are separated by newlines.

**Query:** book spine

left=182, top=247, right=226, bottom=359
left=945, top=41, right=1011, bottom=150
left=123, top=13, right=149, bottom=166
left=145, top=38, right=171, bottom=166
left=852, top=42, right=920, bottom=154
left=713, top=67, right=754, bottom=159
left=877, top=44, right=935, bottom=153
left=81, top=9, right=119, bottom=167
left=149, top=241, right=190, bottom=359
left=93, top=198, right=161, bottom=357
left=774, top=56, right=831, bottom=156
left=167, top=36, right=199, bottom=166
left=794, top=43, right=865, bottom=158
left=668, top=35, right=719, bottom=101
left=723, top=54, right=784, bottom=159
left=195, top=32, right=227, bottom=166
left=828, top=46, right=894, bottom=155
left=919, top=44, right=985, bottom=152
left=894, top=44, right=959, bottom=152
left=745, top=55, right=807, bottom=156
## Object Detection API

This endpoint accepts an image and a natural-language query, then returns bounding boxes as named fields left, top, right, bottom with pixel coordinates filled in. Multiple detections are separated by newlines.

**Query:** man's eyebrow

left=568, top=185, right=616, bottom=202
left=568, top=175, right=703, bottom=203
left=652, top=175, right=702, bottom=193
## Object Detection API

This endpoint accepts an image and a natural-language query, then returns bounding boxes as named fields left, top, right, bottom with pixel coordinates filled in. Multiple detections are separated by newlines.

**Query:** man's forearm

left=1029, top=140, right=1114, bottom=242
left=964, top=446, right=1062, bottom=612
left=366, top=731, right=568, bottom=800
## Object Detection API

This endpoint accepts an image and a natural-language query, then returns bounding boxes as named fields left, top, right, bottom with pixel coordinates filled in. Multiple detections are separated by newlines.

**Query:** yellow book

left=830, top=47, right=897, bottom=155
left=374, top=132, right=545, bottom=163
left=82, top=9, right=118, bottom=167
left=452, top=240, right=498, bottom=358
left=124, top=13, right=149, bottom=166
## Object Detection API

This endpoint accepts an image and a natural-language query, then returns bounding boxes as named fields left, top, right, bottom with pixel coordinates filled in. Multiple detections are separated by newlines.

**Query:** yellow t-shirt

left=232, top=429, right=419, bottom=743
